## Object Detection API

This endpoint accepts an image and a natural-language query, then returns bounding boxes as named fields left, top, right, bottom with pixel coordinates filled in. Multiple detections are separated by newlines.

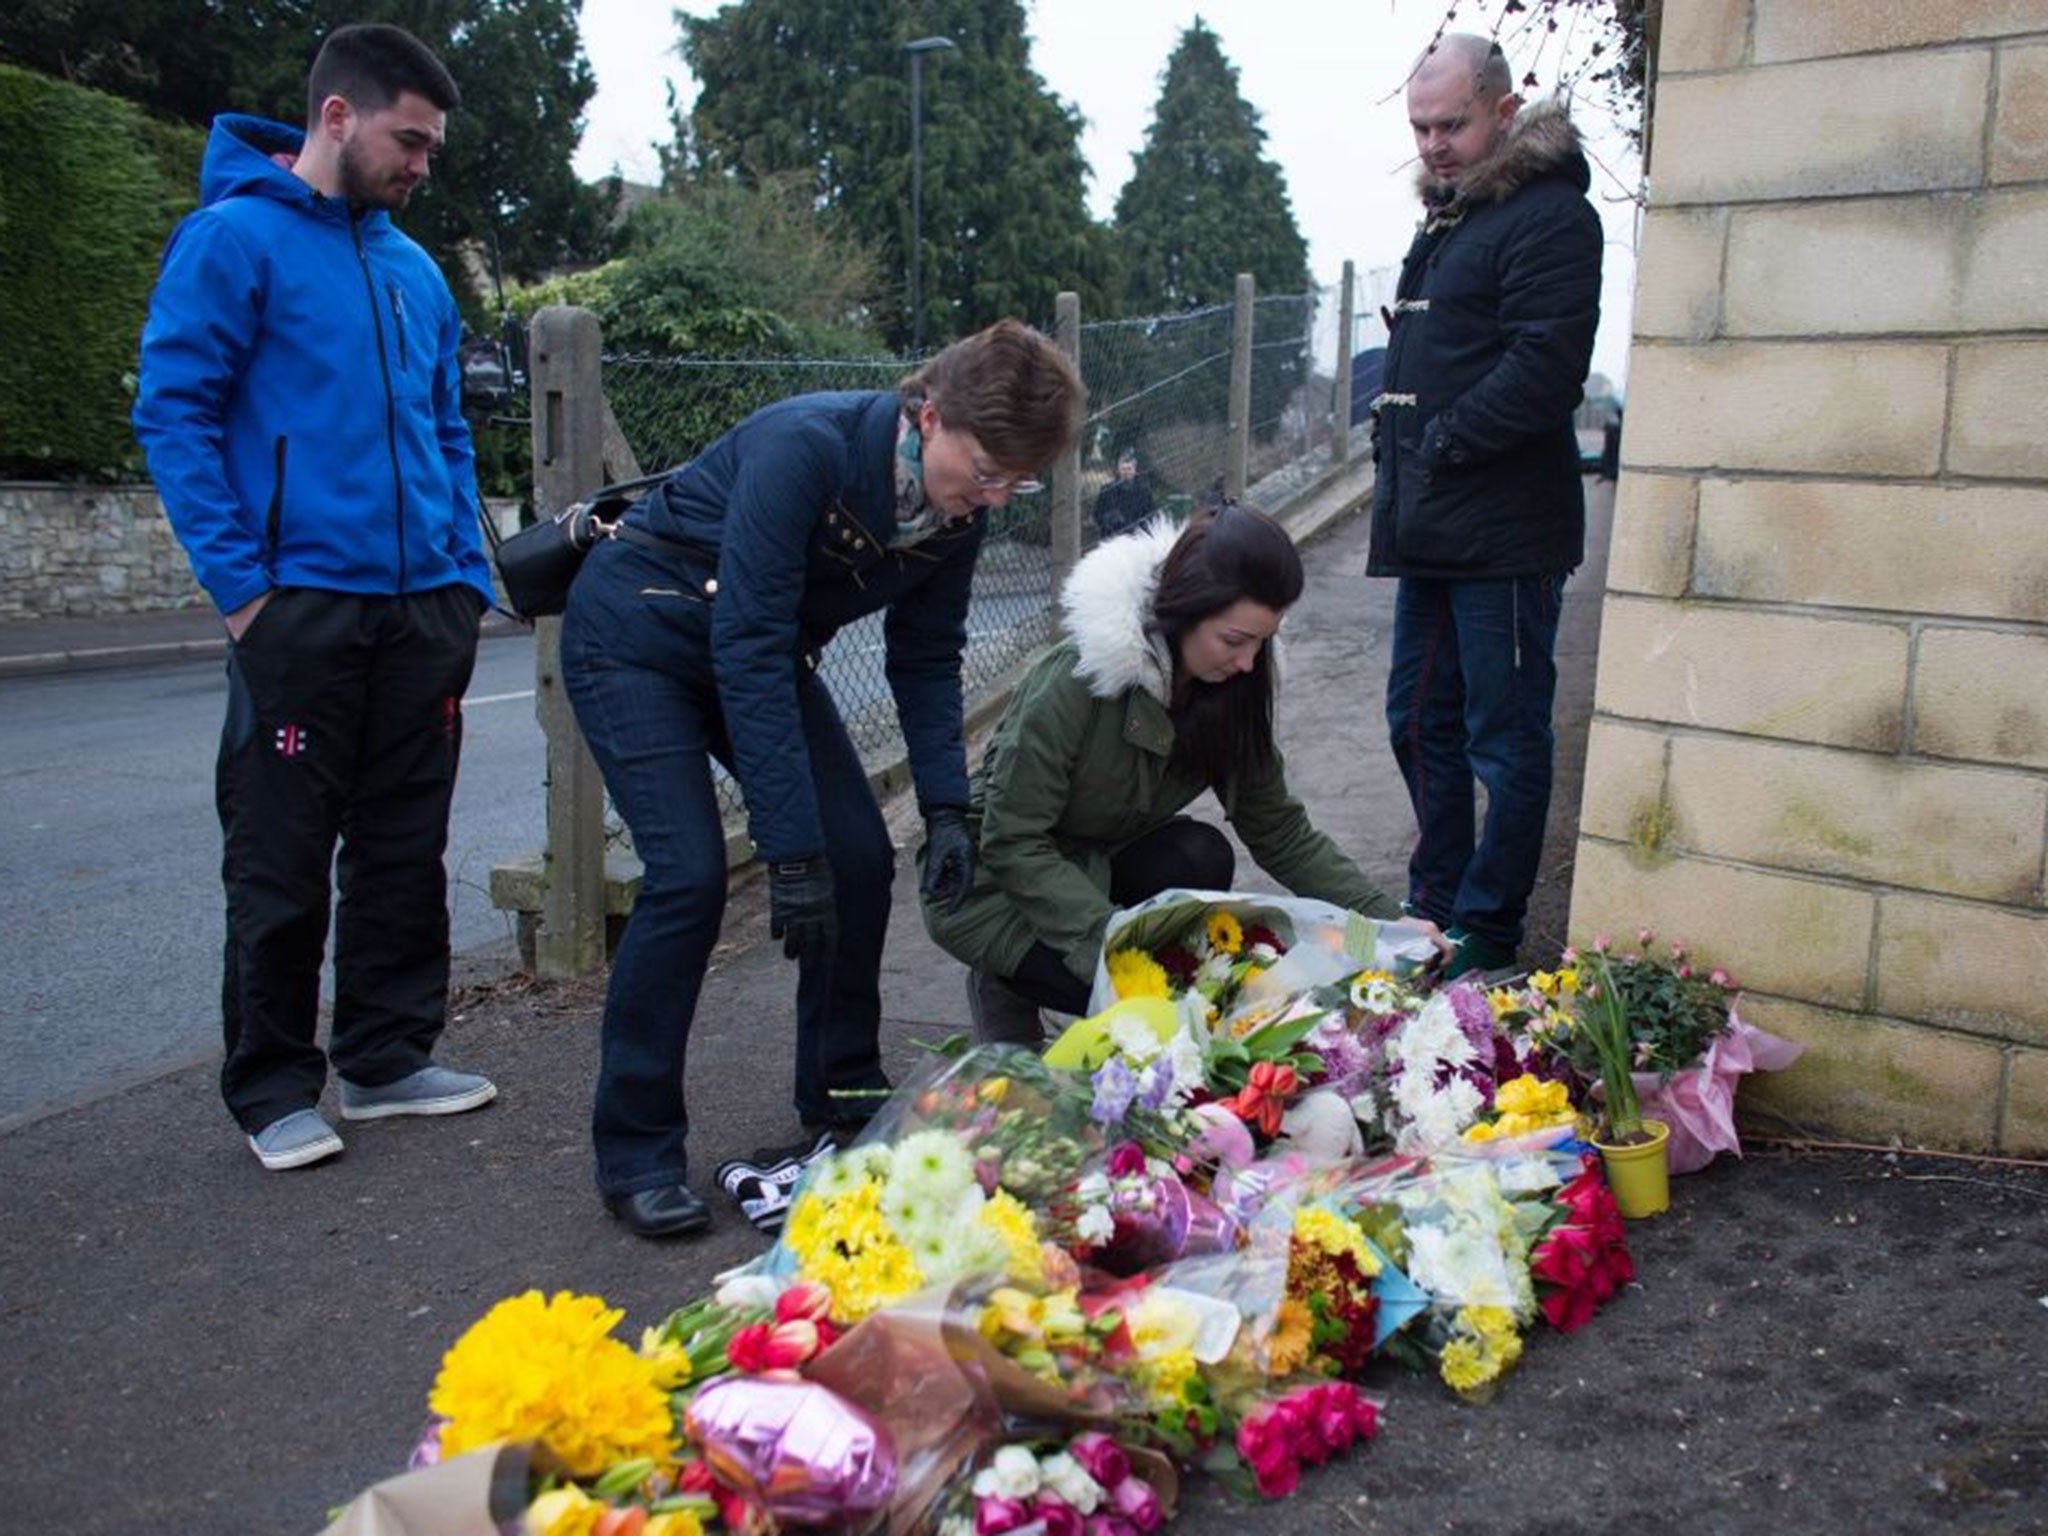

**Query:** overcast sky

left=572, top=0, right=1640, bottom=385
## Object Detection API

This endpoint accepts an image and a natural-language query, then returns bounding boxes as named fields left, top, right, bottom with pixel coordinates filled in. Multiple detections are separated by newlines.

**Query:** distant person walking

left=133, top=24, right=499, bottom=1171
left=1091, top=450, right=1155, bottom=540
left=1366, top=34, right=1602, bottom=978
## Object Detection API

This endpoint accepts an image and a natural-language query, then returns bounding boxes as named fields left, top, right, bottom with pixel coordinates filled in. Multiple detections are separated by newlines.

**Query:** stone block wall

left=1573, top=0, right=2048, bottom=1153
left=0, top=483, right=524, bottom=619
left=0, top=483, right=205, bottom=618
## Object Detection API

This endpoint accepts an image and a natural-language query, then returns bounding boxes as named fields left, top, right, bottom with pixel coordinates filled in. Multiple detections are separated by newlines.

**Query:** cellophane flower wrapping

left=757, top=1046, right=1125, bottom=1321
left=1631, top=1010, right=1805, bottom=1173
left=1088, top=888, right=1439, bottom=1029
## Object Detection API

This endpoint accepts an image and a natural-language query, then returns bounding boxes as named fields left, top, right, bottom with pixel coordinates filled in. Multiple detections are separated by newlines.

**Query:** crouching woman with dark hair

left=922, top=501, right=1447, bottom=1044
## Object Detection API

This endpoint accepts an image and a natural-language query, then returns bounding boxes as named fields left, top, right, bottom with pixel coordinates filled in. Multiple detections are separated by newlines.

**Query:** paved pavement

left=4, top=487, right=2042, bottom=1536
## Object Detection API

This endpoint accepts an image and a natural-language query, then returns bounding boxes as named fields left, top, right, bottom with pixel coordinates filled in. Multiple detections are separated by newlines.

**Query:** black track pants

left=214, top=586, right=481, bottom=1131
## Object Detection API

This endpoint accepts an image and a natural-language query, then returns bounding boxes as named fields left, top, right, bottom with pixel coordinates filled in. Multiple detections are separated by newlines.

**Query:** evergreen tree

left=679, top=0, right=1119, bottom=348
left=1113, top=18, right=1309, bottom=314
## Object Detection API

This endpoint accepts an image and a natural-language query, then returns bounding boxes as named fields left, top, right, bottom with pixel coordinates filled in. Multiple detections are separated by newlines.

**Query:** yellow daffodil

left=431, top=1291, right=675, bottom=1479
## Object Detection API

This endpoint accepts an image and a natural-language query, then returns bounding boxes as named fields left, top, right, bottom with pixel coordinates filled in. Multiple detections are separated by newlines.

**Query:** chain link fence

left=577, top=282, right=1348, bottom=827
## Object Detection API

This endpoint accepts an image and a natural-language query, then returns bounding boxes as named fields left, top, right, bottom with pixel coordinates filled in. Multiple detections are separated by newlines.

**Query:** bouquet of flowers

left=1089, top=889, right=1437, bottom=1031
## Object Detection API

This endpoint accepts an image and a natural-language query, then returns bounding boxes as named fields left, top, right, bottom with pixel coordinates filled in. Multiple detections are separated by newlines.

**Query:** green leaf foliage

left=679, top=0, right=1121, bottom=348
left=0, top=1, right=615, bottom=316
left=0, top=64, right=202, bottom=478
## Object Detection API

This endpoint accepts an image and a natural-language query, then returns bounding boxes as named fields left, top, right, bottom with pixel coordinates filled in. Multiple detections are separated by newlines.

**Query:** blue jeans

left=561, top=543, right=895, bottom=1197
left=1385, top=574, right=1563, bottom=952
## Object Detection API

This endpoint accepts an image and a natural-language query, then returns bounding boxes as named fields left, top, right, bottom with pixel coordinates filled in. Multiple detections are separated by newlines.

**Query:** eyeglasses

left=969, top=465, right=1044, bottom=495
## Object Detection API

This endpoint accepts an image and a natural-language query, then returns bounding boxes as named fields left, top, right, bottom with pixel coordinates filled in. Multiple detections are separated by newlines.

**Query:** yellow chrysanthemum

left=1438, top=1305, right=1524, bottom=1396
left=1206, top=910, right=1245, bottom=956
left=431, top=1290, right=675, bottom=1479
left=1495, top=1075, right=1572, bottom=1120
left=982, top=1189, right=1044, bottom=1284
left=785, top=1184, right=924, bottom=1322
left=1136, top=1348, right=1202, bottom=1410
left=1293, top=1205, right=1381, bottom=1277
left=1107, top=947, right=1172, bottom=1000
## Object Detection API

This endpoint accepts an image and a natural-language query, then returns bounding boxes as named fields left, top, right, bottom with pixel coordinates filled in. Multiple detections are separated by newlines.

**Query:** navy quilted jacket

left=627, top=391, right=981, bottom=863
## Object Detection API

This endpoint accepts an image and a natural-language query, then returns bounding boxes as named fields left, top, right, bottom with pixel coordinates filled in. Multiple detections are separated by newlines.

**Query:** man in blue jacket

left=1367, top=35, right=1602, bottom=979
left=134, top=23, right=497, bottom=1171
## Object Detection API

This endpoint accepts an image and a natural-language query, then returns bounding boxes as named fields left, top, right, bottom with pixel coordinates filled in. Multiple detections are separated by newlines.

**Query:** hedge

left=0, top=65, right=203, bottom=480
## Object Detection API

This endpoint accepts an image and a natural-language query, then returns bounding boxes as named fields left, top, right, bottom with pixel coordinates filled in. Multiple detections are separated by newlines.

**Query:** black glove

left=768, top=856, right=836, bottom=965
left=919, top=806, right=977, bottom=913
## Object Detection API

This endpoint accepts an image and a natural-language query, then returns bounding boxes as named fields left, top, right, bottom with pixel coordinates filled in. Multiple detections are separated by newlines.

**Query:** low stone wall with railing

left=0, top=482, right=523, bottom=620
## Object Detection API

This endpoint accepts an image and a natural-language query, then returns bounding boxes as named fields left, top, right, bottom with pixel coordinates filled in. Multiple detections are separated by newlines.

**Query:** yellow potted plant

left=1574, top=950, right=1671, bottom=1218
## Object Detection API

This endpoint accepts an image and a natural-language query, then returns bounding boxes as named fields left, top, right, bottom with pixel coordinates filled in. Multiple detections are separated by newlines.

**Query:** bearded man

left=135, top=23, right=498, bottom=1170
left=1366, top=34, right=1603, bottom=980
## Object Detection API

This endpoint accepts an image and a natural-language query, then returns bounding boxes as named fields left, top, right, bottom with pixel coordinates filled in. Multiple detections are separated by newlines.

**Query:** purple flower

left=1090, top=1057, right=1137, bottom=1125
left=1136, top=1059, right=1175, bottom=1112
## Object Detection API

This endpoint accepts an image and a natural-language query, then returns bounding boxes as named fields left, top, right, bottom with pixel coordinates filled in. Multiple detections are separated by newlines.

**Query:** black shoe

left=603, top=1183, right=711, bottom=1239
left=739, top=1127, right=839, bottom=1170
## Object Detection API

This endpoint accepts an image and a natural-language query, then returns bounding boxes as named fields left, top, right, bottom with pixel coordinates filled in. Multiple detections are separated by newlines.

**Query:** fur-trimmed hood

left=1057, top=517, right=1181, bottom=704
left=1417, top=97, right=1588, bottom=223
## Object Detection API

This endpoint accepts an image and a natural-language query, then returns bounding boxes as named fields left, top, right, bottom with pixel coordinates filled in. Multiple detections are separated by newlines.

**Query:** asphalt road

left=0, top=558, right=1059, bottom=1125
left=0, top=633, right=547, bottom=1123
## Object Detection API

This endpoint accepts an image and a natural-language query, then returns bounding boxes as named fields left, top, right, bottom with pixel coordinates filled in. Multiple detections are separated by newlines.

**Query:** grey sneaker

left=248, top=1108, right=344, bottom=1170
left=337, top=1065, right=497, bottom=1121
left=966, top=969, right=1045, bottom=1047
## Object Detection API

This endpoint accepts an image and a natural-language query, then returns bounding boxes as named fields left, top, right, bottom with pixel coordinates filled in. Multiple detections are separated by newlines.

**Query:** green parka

left=922, top=519, right=1397, bottom=984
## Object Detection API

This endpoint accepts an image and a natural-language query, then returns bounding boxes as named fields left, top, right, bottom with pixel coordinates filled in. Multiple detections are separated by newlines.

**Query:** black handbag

left=492, top=472, right=674, bottom=620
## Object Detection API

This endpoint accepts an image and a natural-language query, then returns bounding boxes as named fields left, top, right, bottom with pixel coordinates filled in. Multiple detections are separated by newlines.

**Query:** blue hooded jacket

left=134, top=114, right=494, bottom=615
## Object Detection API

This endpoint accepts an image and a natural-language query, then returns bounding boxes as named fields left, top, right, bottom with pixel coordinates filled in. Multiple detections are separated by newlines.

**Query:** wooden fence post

left=526, top=306, right=608, bottom=977
left=1333, top=260, right=1356, bottom=468
left=1227, top=273, right=1254, bottom=500
left=1051, top=290, right=1083, bottom=588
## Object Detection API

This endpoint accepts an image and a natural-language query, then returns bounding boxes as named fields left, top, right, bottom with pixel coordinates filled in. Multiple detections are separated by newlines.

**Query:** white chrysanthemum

left=1394, top=995, right=1476, bottom=1071
left=1107, top=1012, right=1165, bottom=1064
left=1196, top=951, right=1235, bottom=987
left=888, top=1129, right=977, bottom=1204
left=1039, top=1454, right=1104, bottom=1514
left=1405, top=1222, right=1519, bottom=1310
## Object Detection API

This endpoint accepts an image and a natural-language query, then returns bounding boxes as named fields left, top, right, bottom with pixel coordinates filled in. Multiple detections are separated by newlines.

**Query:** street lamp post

left=905, top=35, right=955, bottom=354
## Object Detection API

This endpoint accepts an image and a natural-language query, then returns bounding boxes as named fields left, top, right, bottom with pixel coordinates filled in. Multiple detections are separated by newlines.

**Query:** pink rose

left=1067, top=1432, right=1130, bottom=1491
left=1110, top=1478, right=1161, bottom=1535
left=1033, top=1495, right=1085, bottom=1536
left=975, top=1496, right=1032, bottom=1536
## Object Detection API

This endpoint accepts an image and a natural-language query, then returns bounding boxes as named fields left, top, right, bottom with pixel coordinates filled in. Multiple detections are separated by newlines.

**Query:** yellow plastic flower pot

left=1594, top=1117, right=1671, bottom=1219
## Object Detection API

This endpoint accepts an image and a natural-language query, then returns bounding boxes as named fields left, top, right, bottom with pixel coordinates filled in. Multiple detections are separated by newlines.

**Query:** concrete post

left=1051, top=290, right=1083, bottom=588
left=526, top=306, right=608, bottom=978
left=1227, top=272, right=1253, bottom=500
left=1333, top=260, right=1356, bottom=468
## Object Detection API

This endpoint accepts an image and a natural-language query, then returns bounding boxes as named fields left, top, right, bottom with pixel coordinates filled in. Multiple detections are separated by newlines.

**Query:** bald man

left=1364, top=35, right=1602, bottom=979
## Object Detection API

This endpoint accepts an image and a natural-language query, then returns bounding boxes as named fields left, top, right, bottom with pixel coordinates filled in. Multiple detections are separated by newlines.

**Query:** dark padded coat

left=1367, top=101, right=1603, bottom=580
left=622, top=390, right=979, bottom=863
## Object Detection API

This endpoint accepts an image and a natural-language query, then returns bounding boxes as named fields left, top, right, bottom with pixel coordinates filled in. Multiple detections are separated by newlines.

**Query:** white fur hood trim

left=1057, top=517, right=1182, bottom=704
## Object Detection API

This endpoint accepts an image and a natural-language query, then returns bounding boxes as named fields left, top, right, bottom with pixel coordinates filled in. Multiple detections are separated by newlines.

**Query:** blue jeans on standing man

left=561, top=541, right=894, bottom=1199
left=1385, top=573, right=1564, bottom=957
